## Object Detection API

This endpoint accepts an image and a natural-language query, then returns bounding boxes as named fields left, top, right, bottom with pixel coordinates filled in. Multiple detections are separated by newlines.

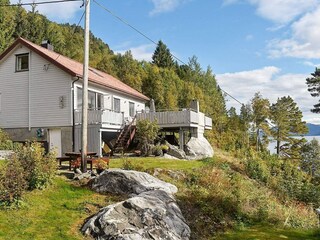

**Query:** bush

left=15, top=142, right=57, bottom=190
left=136, top=119, right=159, bottom=156
left=0, top=156, right=27, bottom=206
left=152, top=145, right=163, bottom=156
left=0, top=129, right=14, bottom=150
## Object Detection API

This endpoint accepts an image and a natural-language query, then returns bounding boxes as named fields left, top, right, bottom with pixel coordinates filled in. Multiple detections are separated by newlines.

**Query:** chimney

left=190, top=99, right=199, bottom=112
left=41, top=40, right=54, bottom=51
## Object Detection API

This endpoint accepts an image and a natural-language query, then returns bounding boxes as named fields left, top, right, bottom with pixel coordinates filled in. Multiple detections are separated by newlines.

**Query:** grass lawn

left=215, top=225, right=320, bottom=240
left=109, top=156, right=207, bottom=171
left=0, top=177, right=122, bottom=240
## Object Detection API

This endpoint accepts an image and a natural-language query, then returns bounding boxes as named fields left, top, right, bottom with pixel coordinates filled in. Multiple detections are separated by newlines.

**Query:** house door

left=49, top=129, right=62, bottom=157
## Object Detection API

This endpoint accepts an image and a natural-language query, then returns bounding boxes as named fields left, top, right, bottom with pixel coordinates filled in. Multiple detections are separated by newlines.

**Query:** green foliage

left=306, top=68, right=320, bottom=113
left=0, top=129, right=13, bottom=150
left=15, top=142, right=57, bottom=190
left=270, top=96, right=308, bottom=158
left=152, top=40, right=174, bottom=68
left=243, top=155, right=320, bottom=206
left=136, top=119, right=159, bottom=145
left=301, top=138, right=320, bottom=177
left=0, top=156, right=27, bottom=206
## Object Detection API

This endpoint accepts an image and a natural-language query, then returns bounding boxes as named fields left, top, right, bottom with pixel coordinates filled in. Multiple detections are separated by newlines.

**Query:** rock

left=90, top=169, right=178, bottom=196
left=81, top=190, right=191, bottom=240
left=185, top=137, right=214, bottom=159
left=74, top=170, right=97, bottom=181
left=184, top=145, right=197, bottom=157
left=167, top=144, right=186, bottom=159
left=163, top=153, right=179, bottom=159
left=0, top=150, right=14, bottom=160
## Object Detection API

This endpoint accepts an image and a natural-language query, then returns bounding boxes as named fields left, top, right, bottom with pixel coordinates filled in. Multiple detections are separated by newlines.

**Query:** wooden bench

left=56, top=156, right=72, bottom=170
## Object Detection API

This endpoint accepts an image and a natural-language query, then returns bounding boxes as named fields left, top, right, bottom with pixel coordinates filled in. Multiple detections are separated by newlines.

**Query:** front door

left=49, top=129, right=62, bottom=157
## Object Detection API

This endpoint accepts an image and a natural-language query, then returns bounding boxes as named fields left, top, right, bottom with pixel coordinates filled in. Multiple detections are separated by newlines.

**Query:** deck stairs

left=111, top=116, right=136, bottom=154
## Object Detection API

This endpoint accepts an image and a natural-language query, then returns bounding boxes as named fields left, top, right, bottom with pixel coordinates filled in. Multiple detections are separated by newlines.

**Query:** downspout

left=28, top=51, right=32, bottom=131
left=72, top=77, right=80, bottom=151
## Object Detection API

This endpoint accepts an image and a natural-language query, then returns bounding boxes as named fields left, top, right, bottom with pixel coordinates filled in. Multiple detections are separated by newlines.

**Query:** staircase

left=111, top=116, right=136, bottom=155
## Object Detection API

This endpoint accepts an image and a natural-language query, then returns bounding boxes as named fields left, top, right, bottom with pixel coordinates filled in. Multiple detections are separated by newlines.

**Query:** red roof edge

left=0, top=38, right=150, bottom=102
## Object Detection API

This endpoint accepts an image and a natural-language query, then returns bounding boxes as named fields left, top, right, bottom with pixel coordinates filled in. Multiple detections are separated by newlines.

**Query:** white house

left=0, top=38, right=149, bottom=157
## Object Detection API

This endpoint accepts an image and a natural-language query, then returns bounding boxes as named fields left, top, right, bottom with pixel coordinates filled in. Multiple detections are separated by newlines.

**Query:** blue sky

left=13, top=0, right=320, bottom=123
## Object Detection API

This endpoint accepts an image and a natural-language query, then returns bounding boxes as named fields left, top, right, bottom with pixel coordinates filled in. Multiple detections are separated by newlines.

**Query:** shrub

left=0, top=156, right=27, bottom=206
left=136, top=119, right=159, bottom=156
left=15, top=142, right=57, bottom=190
left=0, top=129, right=14, bottom=150
left=152, top=145, right=163, bottom=156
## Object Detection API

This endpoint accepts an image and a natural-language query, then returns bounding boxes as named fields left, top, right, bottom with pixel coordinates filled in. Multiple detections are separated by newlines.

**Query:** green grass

left=215, top=225, right=320, bottom=240
left=109, top=156, right=207, bottom=171
left=0, top=177, right=121, bottom=240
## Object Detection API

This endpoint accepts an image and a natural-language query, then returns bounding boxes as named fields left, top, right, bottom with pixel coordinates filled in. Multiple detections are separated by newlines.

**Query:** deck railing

left=136, top=109, right=206, bottom=127
left=74, top=109, right=124, bottom=126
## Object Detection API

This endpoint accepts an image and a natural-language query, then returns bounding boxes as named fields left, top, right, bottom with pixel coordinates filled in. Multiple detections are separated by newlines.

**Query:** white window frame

left=16, top=53, right=29, bottom=72
left=113, top=98, right=121, bottom=113
left=129, top=102, right=135, bottom=117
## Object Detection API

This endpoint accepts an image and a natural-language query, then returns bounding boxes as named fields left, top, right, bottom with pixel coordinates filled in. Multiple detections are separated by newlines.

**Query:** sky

left=11, top=0, right=320, bottom=124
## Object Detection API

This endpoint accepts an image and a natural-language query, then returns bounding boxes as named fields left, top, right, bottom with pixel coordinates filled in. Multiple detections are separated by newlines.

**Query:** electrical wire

left=0, top=0, right=82, bottom=7
left=93, top=0, right=187, bottom=67
left=92, top=0, right=245, bottom=106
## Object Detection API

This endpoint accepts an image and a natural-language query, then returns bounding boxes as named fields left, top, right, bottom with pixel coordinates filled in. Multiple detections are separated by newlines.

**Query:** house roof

left=0, top=37, right=149, bottom=101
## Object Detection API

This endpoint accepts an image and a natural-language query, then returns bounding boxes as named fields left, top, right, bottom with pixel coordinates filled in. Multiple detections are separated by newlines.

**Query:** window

left=129, top=102, right=135, bottom=117
left=113, top=98, right=120, bottom=113
left=76, top=88, right=104, bottom=109
left=97, top=94, right=103, bottom=109
left=88, top=91, right=95, bottom=109
left=77, top=87, right=82, bottom=109
left=16, top=54, right=29, bottom=71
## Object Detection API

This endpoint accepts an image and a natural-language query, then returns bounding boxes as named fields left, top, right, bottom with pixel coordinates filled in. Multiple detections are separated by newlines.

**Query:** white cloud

left=115, top=44, right=154, bottom=61
left=217, top=67, right=319, bottom=123
left=224, top=0, right=318, bottom=24
left=303, top=61, right=320, bottom=68
left=10, top=0, right=81, bottom=21
left=149, top=0, right=186, bottom=15
left=268, top=6, right=320, bottom=59
left=248, top=0, right=318, bottom=24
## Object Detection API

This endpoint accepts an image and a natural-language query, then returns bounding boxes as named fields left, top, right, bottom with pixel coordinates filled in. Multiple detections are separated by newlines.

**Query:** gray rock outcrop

left=82, top=169, right=190, bottom=240
left=81, top=190, right=190, bottom=240
left=90, top=169, right=177, bottom=196
left=185, top=137, right=214, bottom=159
left=167, top=144, right=187, bottom=159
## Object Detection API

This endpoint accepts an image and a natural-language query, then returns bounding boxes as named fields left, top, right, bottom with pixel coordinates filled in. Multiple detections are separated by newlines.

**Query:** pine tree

left=270, top=96, right=308, bottom=158
left=306, top=68, right=320, bottom=113
left=251, top=92, right=270, bottom=151
left=152, top=40, right=174, bottom=68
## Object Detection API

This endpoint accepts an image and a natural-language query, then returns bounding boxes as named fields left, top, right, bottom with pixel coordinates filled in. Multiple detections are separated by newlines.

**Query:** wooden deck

left=136, top=110, right=212, bottom=129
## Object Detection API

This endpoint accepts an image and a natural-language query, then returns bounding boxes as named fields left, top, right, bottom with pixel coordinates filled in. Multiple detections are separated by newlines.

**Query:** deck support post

left=179, top=128, right=184, bottom=150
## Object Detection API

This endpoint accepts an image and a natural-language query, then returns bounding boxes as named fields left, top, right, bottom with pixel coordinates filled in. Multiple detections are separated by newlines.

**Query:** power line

left=92, top=0, right=187, bottom=66
left=93, top=0, right=245, bottom=107
left=0, top=0, right=82, bottom=7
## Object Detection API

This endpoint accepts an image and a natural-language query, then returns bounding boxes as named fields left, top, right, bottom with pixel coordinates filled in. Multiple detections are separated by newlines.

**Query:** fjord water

left=268, top=136, right=320, bottom=154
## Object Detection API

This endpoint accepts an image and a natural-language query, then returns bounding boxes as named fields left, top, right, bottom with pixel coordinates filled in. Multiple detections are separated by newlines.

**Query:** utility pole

left=81, top=0, right=90, bottom=173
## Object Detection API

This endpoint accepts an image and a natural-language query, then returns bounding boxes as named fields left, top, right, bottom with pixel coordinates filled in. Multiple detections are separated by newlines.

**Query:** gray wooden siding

left=0, top=45, right=72, bottom=128
left=0, top=46, right=29, bottom=128
left=29, top=50, right=72, bottom=127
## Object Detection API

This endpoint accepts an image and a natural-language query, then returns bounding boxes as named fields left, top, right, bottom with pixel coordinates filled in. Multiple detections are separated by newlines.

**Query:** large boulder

left=90, top=169, right=178, bottom=196
left=185, top=137, right=214, bottom=159
left=82, top=190, right=191, bottom=240
left=167, top=144, right=187, bottom=159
